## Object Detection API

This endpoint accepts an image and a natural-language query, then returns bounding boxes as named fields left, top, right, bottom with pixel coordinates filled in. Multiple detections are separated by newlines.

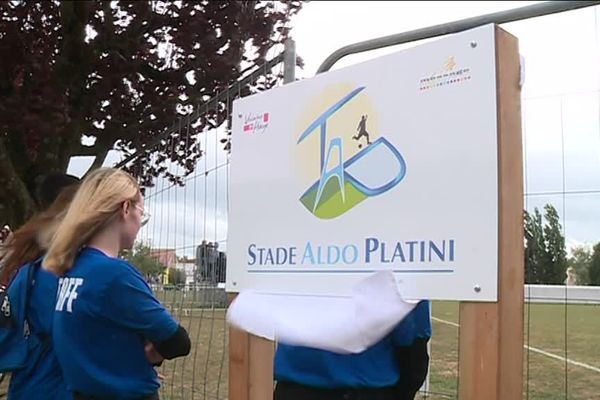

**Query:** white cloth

left=226, top=270, right=417, bottom=354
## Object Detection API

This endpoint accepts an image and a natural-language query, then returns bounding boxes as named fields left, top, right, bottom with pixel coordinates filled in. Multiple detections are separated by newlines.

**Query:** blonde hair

left=43, top=168, right=140, bottom=275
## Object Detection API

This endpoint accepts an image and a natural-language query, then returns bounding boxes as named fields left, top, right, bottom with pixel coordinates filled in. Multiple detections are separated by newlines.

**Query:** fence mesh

left=2, top=6, right=599, bottom=400
left=124, top=6, right=600, bottom=399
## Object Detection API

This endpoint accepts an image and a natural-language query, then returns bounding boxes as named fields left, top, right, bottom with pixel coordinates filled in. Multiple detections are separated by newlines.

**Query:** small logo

left=420, top=56, right=471, bottom=91
left=0, top=287, right=14, bottom=329
left=296, top=87, right=406, bottom=220
left=242, top=112, right=270, bottom=134
left=444, top=56, right=457, bottom=71
left=1, top=292, right=10, bottom=317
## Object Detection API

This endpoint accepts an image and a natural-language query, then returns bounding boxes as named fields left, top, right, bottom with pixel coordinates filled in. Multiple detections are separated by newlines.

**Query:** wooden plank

left=248, top=335, right=275, bottom=400
left=229, top=326, right=250, bottom=400
left=458, top=26, right=523, bottom=400
left=228, top=294, right=250, bottom=400
left=228, top=293, right=276, bottom=400
left=458, top=302, right=499, bottom=399
left=494, top=26, right=524, bottom=400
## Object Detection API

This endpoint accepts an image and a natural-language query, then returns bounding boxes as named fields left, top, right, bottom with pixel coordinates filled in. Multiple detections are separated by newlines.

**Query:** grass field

left=2, top=299, right=598, bottom=399
left=425, top=301, right=600, bottom=400
left=137, top=299, right=600, bottom=400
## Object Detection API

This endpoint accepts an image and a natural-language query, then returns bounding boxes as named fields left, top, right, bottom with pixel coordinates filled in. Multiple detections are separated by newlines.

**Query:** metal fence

left=116, top=2, right=600, bottom=400
left=115, top=39, right=295, bottom=398
left=311, top=2, right=600, bottom=399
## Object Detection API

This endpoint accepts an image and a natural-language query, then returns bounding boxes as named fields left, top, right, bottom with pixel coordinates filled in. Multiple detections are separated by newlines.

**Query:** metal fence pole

left=283, top=38, right=296, bottom=84
left=115, top=53, right=286, bottom=170
left=316, top=1, right=600, bottom=74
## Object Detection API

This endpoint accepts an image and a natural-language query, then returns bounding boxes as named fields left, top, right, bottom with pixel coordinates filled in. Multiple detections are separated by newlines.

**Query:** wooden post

left=248, top=336, right=275, bottom=399
left=228, top=295, right=275, bottom=400
left=458, top=26, right=524, bottom=400
left=229, top=325, right=249, bottom=400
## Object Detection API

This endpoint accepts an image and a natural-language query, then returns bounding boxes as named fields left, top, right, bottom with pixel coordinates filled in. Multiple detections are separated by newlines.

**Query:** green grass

left=524, top=302, right=600, bottom=400
left=158, top=309, right=228, bottom=400
left=424, top=301, right=460, bottom=399
left=423, top=301, right=600, bottom=400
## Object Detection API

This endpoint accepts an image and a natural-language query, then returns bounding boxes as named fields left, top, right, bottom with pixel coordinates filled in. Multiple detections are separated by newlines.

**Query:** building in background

left=175, top=257, right=197, bottom=286
left=149, top=248, right=176, bottom=285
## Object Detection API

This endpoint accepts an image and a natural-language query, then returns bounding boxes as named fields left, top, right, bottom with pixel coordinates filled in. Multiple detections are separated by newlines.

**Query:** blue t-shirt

left=274, top=300, right=432, bottom=389
left=53, top=247, right=179, bottom=399
left=8, top=265, right=71, bottom=400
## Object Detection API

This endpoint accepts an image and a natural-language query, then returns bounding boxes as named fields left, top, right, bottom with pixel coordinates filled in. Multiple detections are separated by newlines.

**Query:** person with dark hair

left=35, top=172, right=80, bottom=210
left=0, top=174, right=79, bottom=400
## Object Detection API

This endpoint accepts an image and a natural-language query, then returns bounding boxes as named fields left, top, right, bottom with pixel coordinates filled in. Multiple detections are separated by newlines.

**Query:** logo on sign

left=419, top=56, right=471, bottom=91
left=242, top=112, right=270, bottom=134
left=296, top=86, right=406, bottom=219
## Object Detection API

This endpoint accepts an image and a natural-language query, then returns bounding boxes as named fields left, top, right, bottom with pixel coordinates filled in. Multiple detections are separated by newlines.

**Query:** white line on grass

left=431, top=316, right=600, bottom=374
left=432, top=316, right=459, bottom=327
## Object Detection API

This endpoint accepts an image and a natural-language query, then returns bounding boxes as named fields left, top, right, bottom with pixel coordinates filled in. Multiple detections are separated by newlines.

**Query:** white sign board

left=227, top=25, right=498, bottom=301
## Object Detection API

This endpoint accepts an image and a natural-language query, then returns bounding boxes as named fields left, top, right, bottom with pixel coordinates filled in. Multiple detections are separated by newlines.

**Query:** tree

left=567, top=245, right=591, bottom=285
left=0, top=1, right=302, bottom=227
left=524, top=208, right=545, bottom=284
left=541, top=204, right=567, bottom=284
left=121, top=241, right=166, bottom=282
left=524, top=204, right=567, bottom=284
left=167, top=267, right=186, bottom=285
left=589, top=242, right=600, bottom=286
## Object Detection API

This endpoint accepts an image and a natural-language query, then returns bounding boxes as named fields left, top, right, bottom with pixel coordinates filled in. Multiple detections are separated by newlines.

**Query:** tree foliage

left=567, top=245, right=590, bottom=285
left=588, top=242, right=600, bottom=286
left=0, top=0, right=301, bottom=227
left=121, top=240, right=166, bottom=281
left=167, top=266, right=186, bottom=285
left=524, top=204, right=567, bottom=284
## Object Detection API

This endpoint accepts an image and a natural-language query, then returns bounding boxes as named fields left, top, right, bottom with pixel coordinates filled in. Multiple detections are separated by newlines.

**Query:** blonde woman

left=43, top=168, right=190, bottom=400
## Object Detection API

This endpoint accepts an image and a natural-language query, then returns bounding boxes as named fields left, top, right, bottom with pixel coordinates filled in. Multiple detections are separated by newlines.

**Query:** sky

left=67, top=1, right=600, bottom=256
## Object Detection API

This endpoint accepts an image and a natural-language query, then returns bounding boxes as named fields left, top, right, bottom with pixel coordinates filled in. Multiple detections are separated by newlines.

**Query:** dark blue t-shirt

left=8, top=266, right=71, bottom=400
left=53, top=247, right=179, bottom=399
left=274, top=300, right=432, bottom=389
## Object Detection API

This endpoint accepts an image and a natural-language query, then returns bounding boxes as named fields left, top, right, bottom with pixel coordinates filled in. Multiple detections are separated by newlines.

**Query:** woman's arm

left=152, top=325, right=191, bottom=360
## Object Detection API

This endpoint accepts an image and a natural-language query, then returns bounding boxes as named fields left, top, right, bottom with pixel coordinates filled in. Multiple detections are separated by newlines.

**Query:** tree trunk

left=0, top=138, right=36, bottom=228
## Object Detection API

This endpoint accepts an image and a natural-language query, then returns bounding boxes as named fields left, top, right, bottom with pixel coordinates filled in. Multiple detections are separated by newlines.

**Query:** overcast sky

left=68, top=1, right=600, bottom=255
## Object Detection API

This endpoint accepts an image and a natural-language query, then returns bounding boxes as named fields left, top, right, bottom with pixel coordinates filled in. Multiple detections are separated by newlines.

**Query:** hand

left=157, top=372, right=166, bottom=382
left=145, top=340, right=164, bottom=366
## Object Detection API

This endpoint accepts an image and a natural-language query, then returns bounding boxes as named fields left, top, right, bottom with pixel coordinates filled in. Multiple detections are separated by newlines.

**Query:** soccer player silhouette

left=353, top=115, right=371, bottom=148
